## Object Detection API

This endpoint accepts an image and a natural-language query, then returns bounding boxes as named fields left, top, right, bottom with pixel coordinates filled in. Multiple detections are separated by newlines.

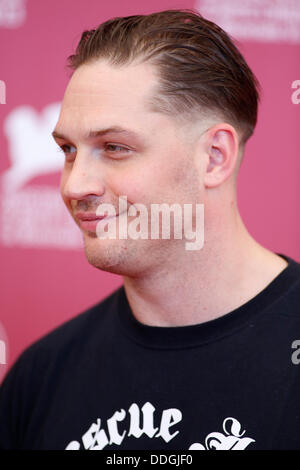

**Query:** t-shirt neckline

left=116, top=253, right=300, bottom=350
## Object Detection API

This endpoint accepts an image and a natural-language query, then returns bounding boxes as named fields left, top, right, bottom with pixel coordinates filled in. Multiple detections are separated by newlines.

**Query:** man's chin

left=82, top=234, right=132, bottom=274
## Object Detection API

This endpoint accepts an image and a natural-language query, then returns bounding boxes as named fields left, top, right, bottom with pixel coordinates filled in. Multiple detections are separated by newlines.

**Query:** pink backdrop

left=1, top=0, right=299, bottom=383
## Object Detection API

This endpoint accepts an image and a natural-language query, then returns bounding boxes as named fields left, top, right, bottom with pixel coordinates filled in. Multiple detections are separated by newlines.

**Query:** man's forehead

left=57, top=62, right=163, bottom=141
left=55, top=99, right=157, bottom=143
left=56, top=64, right=167, bottom=142
left=56, top=60, right=214, bottom=145
left=62, top=60, right=159, bottom=107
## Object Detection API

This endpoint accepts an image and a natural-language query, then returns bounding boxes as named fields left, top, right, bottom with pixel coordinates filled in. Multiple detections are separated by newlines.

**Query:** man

left=0, top=9, right=299, bottom=450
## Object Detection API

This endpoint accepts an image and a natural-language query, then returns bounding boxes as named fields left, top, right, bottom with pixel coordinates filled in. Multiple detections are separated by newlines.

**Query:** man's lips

left=75, top=212, right=112, bottom=221
left=75, top=211, right=120, bottom=232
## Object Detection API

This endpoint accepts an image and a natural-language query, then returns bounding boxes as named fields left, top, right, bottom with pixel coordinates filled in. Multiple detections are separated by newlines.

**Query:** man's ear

left=203, top=123, right=239, bottom=188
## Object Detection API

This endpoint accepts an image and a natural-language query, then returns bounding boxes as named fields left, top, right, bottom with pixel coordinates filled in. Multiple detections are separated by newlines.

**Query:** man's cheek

left=115, top=178, right=149, bottom=204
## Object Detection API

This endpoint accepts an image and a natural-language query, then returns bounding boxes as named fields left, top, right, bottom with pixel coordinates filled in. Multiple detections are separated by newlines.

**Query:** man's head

left=53, top=9, right=260, bottom=276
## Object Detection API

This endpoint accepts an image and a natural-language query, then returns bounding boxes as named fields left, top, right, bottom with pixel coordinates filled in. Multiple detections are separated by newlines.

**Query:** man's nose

left=62, top=154, right=105, bottom=200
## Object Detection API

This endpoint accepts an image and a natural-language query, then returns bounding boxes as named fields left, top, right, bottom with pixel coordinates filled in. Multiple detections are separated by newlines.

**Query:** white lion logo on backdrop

left=2, top=102, right=62, bottom=192
left=0, top=102, right=81, bottom=249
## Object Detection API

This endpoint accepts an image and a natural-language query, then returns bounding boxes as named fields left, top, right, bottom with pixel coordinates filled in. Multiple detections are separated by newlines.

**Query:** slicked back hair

left=67, top=9, right=260, bottom=147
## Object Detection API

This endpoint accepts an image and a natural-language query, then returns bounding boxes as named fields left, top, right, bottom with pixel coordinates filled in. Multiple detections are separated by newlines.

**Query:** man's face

left=53, top=60, right=208, bottom=276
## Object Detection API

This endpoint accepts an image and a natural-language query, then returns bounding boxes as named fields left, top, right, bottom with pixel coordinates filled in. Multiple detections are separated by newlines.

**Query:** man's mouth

left=75, top=211, right=120, bottom=232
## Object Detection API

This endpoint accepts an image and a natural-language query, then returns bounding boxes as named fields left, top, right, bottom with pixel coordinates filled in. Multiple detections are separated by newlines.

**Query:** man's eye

left=105, top=144, right=131, bottom=154
left=58, top=144, right=76, bottom=155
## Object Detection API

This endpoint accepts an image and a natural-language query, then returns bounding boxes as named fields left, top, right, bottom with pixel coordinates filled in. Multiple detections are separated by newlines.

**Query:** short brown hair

left=67, top=8, right=260, bottom=146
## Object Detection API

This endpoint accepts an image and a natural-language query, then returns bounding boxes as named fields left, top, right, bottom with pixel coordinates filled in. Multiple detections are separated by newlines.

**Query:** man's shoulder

left=6, top=285, right=123, bottom=377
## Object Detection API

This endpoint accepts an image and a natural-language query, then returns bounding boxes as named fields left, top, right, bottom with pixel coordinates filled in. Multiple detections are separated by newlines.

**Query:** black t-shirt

left=1, top=253, right=300, bottom=450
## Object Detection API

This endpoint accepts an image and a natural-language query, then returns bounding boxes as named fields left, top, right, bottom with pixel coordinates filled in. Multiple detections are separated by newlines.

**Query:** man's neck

left=122, top=214, right=288, bottom=327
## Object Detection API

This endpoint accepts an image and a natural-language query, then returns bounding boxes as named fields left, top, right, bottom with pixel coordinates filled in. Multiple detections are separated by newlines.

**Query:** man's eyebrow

left=51, top=126, right=142, bottom=141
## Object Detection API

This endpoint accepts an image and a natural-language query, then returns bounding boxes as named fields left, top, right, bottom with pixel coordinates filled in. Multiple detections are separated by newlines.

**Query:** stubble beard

left=82, top=233, right=134, bottom=274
